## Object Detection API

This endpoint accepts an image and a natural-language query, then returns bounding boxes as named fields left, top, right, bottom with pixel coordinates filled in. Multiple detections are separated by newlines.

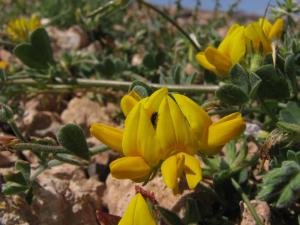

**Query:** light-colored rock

left=47, top=25, right=88, bottom=50
left=61, top=97, right=119, bottom=133
left=0, top=164, right=105, bottom=225
left=103, top=174, right=194, bottom=217
left=240, top=200, right=271, bottom=225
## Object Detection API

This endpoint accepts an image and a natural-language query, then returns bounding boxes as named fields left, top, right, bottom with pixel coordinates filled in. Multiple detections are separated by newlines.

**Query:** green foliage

left=203, top=140, right=257, bottom=183
left=257, top=153, right=300, bottom=208
left=129, top=80, right=153, bottom=98
left=157, top=206, right=184, bottom=225
left=277, top=102, right=300, bottom=133
left=14, top=28, right=55, bottom=70
left=2, top=160, right=32, bottom=202
left=57, top=124, right=90, bottom=160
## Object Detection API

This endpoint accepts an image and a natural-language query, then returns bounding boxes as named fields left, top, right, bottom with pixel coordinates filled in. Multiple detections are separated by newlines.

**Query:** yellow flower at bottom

left=196, top=24, right=246, bottom=77
left=119, top=193, right=157, bottom=225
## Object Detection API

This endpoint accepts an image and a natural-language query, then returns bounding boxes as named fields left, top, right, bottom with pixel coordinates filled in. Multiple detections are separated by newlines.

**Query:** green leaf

left=57, top=124, right=90, bottom=160
left=129, top=80, right=153, bottom=98
left=157, top=206, right=184, bottom=225
left=143, top=53, right=157, bottom=70
left=14, top=28, right=54, bottom=70
left=256, top=160, right=300, bottom=208
left=230, top=64, right=250, bottom=94
left=4, top=172, right=27, bottom=185
left=255, top=64, right=290, bottom=99
left=2, top=182, right=29, bottom=195
left=277, top=102, right=300, bottom=133
left=183, top=198, right=201, bottom=224
left=15, top=160, right=30, bottom=181
left=248, top=72, right=262, bottom=98
left=216, top=84, right=249, bottom=105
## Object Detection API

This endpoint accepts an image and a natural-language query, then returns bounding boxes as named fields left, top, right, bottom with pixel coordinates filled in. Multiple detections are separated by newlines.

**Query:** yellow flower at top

left=91, top=88, right=245, bottom=193
left=118, top=193, right=157, bottom=225
left=5, top=15, right=41, bottom=43
left=196, top=24, right=246, bottom=77
left=245, top=18, right=284, bottom=55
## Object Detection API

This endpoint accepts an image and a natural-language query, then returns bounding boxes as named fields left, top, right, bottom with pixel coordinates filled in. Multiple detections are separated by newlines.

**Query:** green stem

left=12, top=143, right=68, bottom=153
left=7, top=120, right=28, bottom=143
left=139, top=1, right=201, bottom=51
left=231, top=178, right=264, bottom=225
left=89, top=145, right=109, bottom=156
left=208, top=108, right=261, bottom=116
left=30, top=164, right=47, bottom=181
left=3, top=78, right=218, bottom=94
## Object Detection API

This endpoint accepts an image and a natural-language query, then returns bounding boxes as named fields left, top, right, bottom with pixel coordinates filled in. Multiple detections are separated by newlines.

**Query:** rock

left=47, top=25, right=88, bottom=51
left=61, top=97, right=119, bottom=134
left=103, top=174, right=194, bottom=217
left=0, top=164, right=105, bottom=225
left=240, top=200, right=271, bottom=225
left=21, top=110, right=62, bottom=138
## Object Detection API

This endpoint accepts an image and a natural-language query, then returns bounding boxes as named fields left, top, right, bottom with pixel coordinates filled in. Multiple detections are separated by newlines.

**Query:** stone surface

left=0, top=164, right=105, bottom=225
left=61, top=97, right=119, bottom=134
left=240, top=200, right=271, bottom=225
left=103, top=174, right=194, bottom=217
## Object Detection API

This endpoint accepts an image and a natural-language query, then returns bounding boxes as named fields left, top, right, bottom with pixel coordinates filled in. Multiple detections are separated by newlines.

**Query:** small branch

left=12, top=143, right=67, bottom=153
left=89, top=145, right=109, bottom=156
left=30, top=164, right=47, bottom=181
left=231, top=178, right=264, bottom=225
left=139, top=1, right=201, bottom=51
left=3, top=78, right=219, bottom=94
left=7, top=120, right=28, bottom=143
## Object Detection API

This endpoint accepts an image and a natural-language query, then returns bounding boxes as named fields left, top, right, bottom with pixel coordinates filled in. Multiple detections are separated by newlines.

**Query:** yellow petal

left=204, top=47, right=232, bottom=76
left=161, top=155, right=178, bottom=191
left=110, top=156, right=151, bottom=180
left=119, top=193, right=157, bottom=225
left=228, top=27, right=246, bottom=64
left=180, top=153, right=202, bottom=189
left=268, top=18, right=284, bottom=40
left=218, top=23, right=242, bottom=53
left=121, top=91, right=141, bottom=117
left=172, top=93, right=211, bottom=143
left=207, top=112, right=246, bottom=149
left=0, top=61, right=8, bottom=70
left=122, top=103, right=160, bottom=165
left=259, top=18, right=272, bottom=36
left=90, top=123, right=123, bottom=153
left=144, top=87, right=168, bottom=115
left=157, top=96, right=195, bottom=156
left=195, top=52, right=218, bottom=74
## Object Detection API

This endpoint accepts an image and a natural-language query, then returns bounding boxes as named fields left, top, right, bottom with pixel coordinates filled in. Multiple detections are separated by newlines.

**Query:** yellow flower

left=91, top=88, right=245, bottom=192
left=0, top=61, right=8, bottom=70
left=5, top=15, right=41, bottom=43
left=196, top=24, right=246, bottom=77
left=118, top=193, right=157, bottom=225
left=91, top=88, right=201, bottom=192
left=172, top=94, right=246, bottom=155
left=245, top=18, right=284, bottom=55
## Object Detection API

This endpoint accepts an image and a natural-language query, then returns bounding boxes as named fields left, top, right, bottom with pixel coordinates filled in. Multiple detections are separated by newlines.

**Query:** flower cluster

left=5, top=15, right=41, bottom=43
left=196, top=18, right=284, bottom=77
left=91, top=88, right=245, bottom=193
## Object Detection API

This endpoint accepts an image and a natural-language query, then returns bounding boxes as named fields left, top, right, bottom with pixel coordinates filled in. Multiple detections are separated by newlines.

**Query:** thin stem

left=89, top=145, right=109, bottom=156
left=208, top=108, right=261, bottom=116
left=30, top=164, right=47, bottom=181
left=3, top=78, right=219, bottom=94
left=231, top=178, right=264, bottom=225
left=139, top=1, right=201, bottom=51
left=7, top=120, right=28, bottom=143
left=12, top=143, right=68, bottom=153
